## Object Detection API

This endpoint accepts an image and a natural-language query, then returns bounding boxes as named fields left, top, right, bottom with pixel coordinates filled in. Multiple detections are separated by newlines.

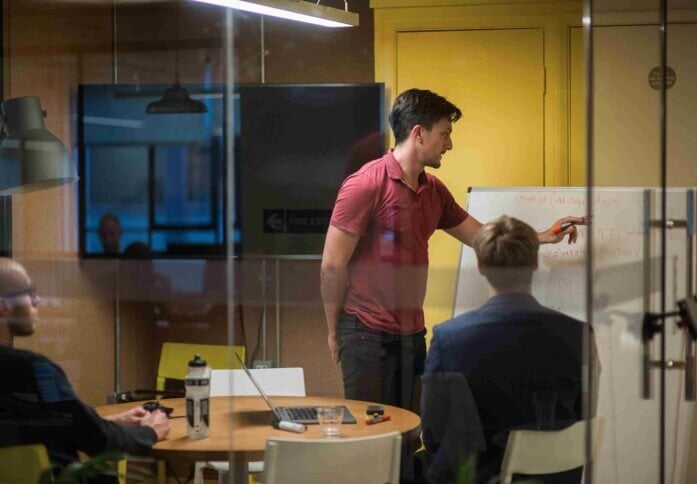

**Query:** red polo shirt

left=330, top=151, right=468, bottom=334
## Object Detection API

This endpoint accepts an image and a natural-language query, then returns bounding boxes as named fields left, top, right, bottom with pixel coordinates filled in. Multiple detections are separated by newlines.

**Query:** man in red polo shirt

left=320, top=89, right=584, bottom=411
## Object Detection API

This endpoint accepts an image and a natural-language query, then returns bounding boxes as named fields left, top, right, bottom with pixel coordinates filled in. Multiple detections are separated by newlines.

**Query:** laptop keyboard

left=282, top=407, right=317, bottom=421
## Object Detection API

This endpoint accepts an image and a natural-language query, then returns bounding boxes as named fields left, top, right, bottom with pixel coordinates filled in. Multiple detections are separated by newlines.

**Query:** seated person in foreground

left=422, top=216, right=598, bottom=484
left=0, top=258, right=170, bottom=478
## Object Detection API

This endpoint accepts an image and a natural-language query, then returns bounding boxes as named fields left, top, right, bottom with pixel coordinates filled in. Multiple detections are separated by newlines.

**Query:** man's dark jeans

left=337, top=312, right=426, bottom=412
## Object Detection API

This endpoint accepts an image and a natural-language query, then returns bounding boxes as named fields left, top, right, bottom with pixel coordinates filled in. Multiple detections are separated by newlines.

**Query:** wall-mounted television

left=77, top=83, right=385, bottom=258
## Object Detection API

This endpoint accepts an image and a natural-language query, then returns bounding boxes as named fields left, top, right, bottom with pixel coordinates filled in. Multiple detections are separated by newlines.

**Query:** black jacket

left=0, top=344, right=156, bottom=467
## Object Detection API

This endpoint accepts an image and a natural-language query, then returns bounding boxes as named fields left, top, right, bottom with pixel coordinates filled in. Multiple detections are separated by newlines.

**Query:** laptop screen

left=235, top=353, right=276, bottom=411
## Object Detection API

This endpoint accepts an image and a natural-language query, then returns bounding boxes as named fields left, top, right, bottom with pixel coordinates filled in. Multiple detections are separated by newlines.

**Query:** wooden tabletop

left=97, top=396, right=421, bottom=461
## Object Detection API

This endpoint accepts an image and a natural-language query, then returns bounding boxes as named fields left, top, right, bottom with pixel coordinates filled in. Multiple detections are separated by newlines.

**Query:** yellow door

left=569, top=24, right=697, bottom=187
left=569, top=26, right=585, bottom=187
left=396, top=29, right=545, bottom=332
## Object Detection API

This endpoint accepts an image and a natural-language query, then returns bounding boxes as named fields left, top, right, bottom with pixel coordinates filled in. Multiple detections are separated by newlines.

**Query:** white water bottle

left=185, top=354, right=211, bottom=439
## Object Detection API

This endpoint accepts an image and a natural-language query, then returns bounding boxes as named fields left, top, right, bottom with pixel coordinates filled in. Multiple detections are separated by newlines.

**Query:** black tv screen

left=78, top=83, right=385, bottom=258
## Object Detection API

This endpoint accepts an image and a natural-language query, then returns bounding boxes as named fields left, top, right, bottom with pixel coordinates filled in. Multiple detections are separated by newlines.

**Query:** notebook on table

left=236, top=354, right=356, bottom=425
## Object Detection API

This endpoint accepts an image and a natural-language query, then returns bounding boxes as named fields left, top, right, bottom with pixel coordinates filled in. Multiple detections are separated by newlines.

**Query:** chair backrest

left=156, top=343, right=245, bottom=391
left=500, top=416, right=605, bottom=484
left=0, top=444, right=51, bottom=484
left=210, top=368, right=306, bottom=397
left=263, top=432, right=402, bottom=484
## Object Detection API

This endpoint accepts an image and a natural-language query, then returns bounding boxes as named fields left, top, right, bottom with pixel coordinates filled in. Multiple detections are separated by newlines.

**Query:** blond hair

left=471, top=216, right=538, bottom=291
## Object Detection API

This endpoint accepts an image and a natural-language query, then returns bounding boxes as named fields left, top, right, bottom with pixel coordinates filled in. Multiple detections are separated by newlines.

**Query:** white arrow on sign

left=266, top=212, right=284, bottom=232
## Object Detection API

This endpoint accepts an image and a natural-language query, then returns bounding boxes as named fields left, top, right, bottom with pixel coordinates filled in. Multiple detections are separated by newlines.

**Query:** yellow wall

left=372, top=1, right=583, bottom=337
left=396, top=28, right=547, bottom=331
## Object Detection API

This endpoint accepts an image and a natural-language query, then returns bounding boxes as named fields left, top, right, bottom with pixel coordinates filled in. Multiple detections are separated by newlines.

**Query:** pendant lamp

left=146, top=83, right=207, bottom=114
left=0, top=96, right=77, bottom=195
left=147, top=2, right=207, bottom=114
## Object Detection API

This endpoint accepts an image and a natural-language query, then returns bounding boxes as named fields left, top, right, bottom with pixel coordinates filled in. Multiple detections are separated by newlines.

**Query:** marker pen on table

left=366, top=415, right=391, bottom=425
left=277, top=420, right=306, bottom=433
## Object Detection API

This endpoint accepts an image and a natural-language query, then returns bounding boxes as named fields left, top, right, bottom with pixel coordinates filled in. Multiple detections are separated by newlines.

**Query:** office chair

left=500, top=416, right=605, bottom=484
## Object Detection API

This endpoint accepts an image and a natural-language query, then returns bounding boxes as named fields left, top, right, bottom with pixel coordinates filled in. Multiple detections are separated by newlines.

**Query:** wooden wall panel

left=7, top=1, right=118, bottom=406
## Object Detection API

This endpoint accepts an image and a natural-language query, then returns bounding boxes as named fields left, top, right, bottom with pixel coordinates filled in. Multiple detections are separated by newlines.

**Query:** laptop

left=236, top=354, right=356, bottom=425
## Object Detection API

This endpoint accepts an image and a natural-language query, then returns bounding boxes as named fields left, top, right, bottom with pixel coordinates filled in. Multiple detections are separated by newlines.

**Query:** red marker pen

left=366, top=414, right=391, bottom=425
left=551, top=221, right=576, bottom=235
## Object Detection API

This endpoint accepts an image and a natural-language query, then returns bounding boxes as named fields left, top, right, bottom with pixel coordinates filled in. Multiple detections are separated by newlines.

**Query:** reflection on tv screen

left=78, top=83, right=384, bottom=258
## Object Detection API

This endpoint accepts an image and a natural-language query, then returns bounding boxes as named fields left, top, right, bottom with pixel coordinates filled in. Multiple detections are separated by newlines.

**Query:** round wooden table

left=97, top=396, right=421, bottom=483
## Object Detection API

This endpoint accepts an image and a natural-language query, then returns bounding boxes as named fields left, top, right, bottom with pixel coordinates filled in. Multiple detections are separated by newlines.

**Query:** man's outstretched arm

left=445, top=214, right=589, bottom=246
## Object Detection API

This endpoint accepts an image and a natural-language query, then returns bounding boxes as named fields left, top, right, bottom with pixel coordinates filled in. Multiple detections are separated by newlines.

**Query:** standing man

left=0, top=258, right=170, bottom=477
left=320, top=88, right=584, bottom=410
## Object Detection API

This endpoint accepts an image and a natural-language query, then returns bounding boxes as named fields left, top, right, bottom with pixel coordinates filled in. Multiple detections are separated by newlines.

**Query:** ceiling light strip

left=191, top=0, right=359, bottom=28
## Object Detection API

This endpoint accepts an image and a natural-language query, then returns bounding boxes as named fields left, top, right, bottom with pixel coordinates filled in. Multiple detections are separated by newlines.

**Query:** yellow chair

left=0, top=444, right=51, bottom=484
left=156, top=342, right=246, bottom=391
left=117, top=458, right=126, bottom=484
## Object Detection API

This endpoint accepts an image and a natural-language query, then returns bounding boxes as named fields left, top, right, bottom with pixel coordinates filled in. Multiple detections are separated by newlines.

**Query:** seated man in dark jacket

left=0, top=258, right=170, bottom=477
left=422, top=216, right=598, bottom=484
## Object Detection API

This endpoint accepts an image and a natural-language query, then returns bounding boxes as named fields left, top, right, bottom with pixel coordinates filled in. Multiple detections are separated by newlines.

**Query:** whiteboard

left=454, top=187, right=695, bottom=484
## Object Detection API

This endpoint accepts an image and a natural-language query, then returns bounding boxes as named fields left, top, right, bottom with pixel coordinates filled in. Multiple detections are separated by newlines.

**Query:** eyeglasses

left=1, top=287, right=39, bottom=306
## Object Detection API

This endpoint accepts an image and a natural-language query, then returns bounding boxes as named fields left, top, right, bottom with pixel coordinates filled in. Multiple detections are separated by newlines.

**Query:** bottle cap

left=188, top=354, right=207, bottom=367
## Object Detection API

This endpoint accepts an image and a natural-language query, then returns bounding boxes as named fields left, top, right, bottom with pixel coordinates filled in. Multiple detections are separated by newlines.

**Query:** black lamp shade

left=146, top=84, right=208, bottom=114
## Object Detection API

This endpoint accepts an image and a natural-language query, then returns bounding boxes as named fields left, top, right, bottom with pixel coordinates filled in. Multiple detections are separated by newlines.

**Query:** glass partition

left=1, top=0, right=381, bottom=482
left=3, top=0, right=696, bottom=483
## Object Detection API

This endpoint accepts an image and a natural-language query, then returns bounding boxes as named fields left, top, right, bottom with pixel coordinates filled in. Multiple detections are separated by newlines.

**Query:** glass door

left=585, top=0, right=697, bottom=482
